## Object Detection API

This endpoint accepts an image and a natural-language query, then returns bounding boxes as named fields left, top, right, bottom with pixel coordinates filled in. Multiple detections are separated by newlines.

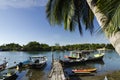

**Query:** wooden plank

left=48, top=60, right=66, bottom=80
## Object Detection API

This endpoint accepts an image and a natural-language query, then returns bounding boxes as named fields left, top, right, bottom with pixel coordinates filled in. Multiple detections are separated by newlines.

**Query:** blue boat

left=18, top=56, right=47, bottom=69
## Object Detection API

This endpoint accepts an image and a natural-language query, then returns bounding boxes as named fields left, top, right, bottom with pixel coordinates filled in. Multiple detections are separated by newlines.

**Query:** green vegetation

left=0, top=43, right=22, bottom=51
left=22, top=41, right=50, bottom=51
left=0, top=41, right=114, bottom=51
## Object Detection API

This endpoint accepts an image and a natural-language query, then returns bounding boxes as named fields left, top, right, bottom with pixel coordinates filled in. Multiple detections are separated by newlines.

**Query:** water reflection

left=0, top=50, right=120, bottom=80
left=26, top=69, right=46, bottom=80
left=16, top=69, right=29, bottom=80
left=16, top=64, right=47, bottom=80
left=64, top=60, right=105, bottom=76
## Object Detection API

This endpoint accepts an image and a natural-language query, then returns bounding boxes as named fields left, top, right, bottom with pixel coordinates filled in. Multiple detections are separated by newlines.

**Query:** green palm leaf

left=96, top=0, right=120, bottom=35
left=46, top=0, right=94, bottom=35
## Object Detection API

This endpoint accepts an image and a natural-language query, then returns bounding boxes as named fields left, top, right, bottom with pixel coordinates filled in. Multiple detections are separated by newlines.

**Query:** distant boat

left=60, top=50, right=104, bottom=65
left=29, top=56, right=47, bottom=69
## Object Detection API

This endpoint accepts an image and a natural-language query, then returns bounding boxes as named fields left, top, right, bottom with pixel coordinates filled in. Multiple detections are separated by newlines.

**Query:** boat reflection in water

left=64, top=60, right=105, bottom=77
left=26, top=66, right=47, bottom=80
left=15, top=64, right=47, bottom=80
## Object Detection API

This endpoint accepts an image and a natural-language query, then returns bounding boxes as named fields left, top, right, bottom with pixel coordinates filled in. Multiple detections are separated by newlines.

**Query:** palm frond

left=73, top=0, right=83, bottom=35
left=46, top=0, right=75, bottom=31
left=46, top=0, right=53, bottom=25
left=63, top=0, right=75, bottom=31
left=46, top=0, right=95, bottom=35
left=96, top=0, right=120, bottom=35
left=53, top=0, right=64, bottom=25
left=81, top=0, right=94, bottom=34
left=111, top=5, right=120, bottom=31
left=105, top=5, right=120, bottom=37
left=78, top=15, right=82, bottom=35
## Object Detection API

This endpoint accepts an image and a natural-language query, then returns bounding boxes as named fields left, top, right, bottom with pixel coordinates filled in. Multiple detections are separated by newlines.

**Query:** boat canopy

left=69, top=51, right=80, bottom=58
left=30, top=56, right=46, bottom=58
left=97, top=48, right=106, bottom=54
left=29, top=56, right=47, bottom=61
left=69, top=51, right=88, bottom=58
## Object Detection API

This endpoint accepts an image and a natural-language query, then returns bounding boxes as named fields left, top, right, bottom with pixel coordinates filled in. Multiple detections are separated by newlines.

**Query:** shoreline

left=80, top=70, right=120, bottom=80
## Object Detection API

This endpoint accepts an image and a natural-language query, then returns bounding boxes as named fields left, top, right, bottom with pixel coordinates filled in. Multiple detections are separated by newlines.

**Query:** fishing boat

left=72, top=68, right=97, bottom=73
left=0, top=62, right=8, bottom=71
left=29, top=56, right=47, bottom=69
left=17, top=60, right=31, bottom=68
left=86, top=53, right=104, bottom=61
left=67, top=50, right=92, bottom=60
left=17, top=56, right=47, bottom=69
left=0, top=69, right=18, bottom=80
left=61, top=50, right=104, bottom=65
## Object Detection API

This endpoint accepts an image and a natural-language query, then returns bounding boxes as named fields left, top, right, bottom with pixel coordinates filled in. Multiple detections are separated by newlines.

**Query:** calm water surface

left=0, top=50, right=120, bottom=80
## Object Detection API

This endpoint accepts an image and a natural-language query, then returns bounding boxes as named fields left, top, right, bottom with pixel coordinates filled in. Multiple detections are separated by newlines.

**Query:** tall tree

left=46, top=0, right=120, bottom=54
left=23, top=41, right=41, bottom=51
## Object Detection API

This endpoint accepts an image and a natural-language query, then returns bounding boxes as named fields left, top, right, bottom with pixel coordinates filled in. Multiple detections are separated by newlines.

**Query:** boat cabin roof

left=71, top=50, right=91, bottom=54
left=30, top=56, right=46, bottom=59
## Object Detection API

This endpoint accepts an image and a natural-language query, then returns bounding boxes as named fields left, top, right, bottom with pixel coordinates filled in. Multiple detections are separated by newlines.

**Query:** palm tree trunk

left=86, top=0, right=120, bottom=55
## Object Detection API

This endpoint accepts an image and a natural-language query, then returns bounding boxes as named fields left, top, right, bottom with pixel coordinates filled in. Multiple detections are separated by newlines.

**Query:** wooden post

left=52, top=52, right=54, bottom=66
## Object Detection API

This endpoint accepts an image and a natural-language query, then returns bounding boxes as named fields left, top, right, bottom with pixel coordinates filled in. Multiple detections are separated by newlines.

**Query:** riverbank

left=80, top=70, right=120, bottom=80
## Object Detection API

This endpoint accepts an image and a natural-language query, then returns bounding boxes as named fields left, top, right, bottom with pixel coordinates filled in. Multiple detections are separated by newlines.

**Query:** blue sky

left=0, top=0, right=109, bottom=46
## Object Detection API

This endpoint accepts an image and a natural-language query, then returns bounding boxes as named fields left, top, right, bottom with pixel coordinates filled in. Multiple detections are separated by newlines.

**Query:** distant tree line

left=0, top=41, right=114, bottom=51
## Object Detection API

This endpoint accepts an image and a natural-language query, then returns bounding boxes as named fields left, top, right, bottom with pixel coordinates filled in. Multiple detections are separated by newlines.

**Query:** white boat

left=29, top=56, right=47, bottom=69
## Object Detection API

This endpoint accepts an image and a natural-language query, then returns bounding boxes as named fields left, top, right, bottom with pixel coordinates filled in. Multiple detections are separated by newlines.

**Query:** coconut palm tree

left=46, top=0, right=120, bottom=54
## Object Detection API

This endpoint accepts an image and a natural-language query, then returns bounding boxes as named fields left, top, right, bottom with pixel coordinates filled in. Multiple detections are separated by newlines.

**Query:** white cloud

left=0, top=0, right=48, bottom=9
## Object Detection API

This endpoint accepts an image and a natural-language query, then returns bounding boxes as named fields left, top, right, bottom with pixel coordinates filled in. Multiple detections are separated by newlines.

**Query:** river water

left=0, top=50, right=120, bottom=80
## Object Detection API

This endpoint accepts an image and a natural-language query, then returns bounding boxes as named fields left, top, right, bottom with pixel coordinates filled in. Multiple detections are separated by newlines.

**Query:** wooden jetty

left=48, top=60, right=66, bottom=80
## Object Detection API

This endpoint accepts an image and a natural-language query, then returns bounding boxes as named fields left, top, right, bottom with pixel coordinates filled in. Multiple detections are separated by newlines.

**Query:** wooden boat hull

left=68, top=57, right=78, bottom=60
left=73, top=71, right=91, bottom=74
left=0, top=69, right=18, bottom=80
left=0, top=62, right=7, bottom=71
left=4, top=74, right=18, bottom=80
left=72, top=68, right=97, bottom=72
left=86, top=55, right=104, bottom=61
left=29, top=62, right=46, bottom=69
